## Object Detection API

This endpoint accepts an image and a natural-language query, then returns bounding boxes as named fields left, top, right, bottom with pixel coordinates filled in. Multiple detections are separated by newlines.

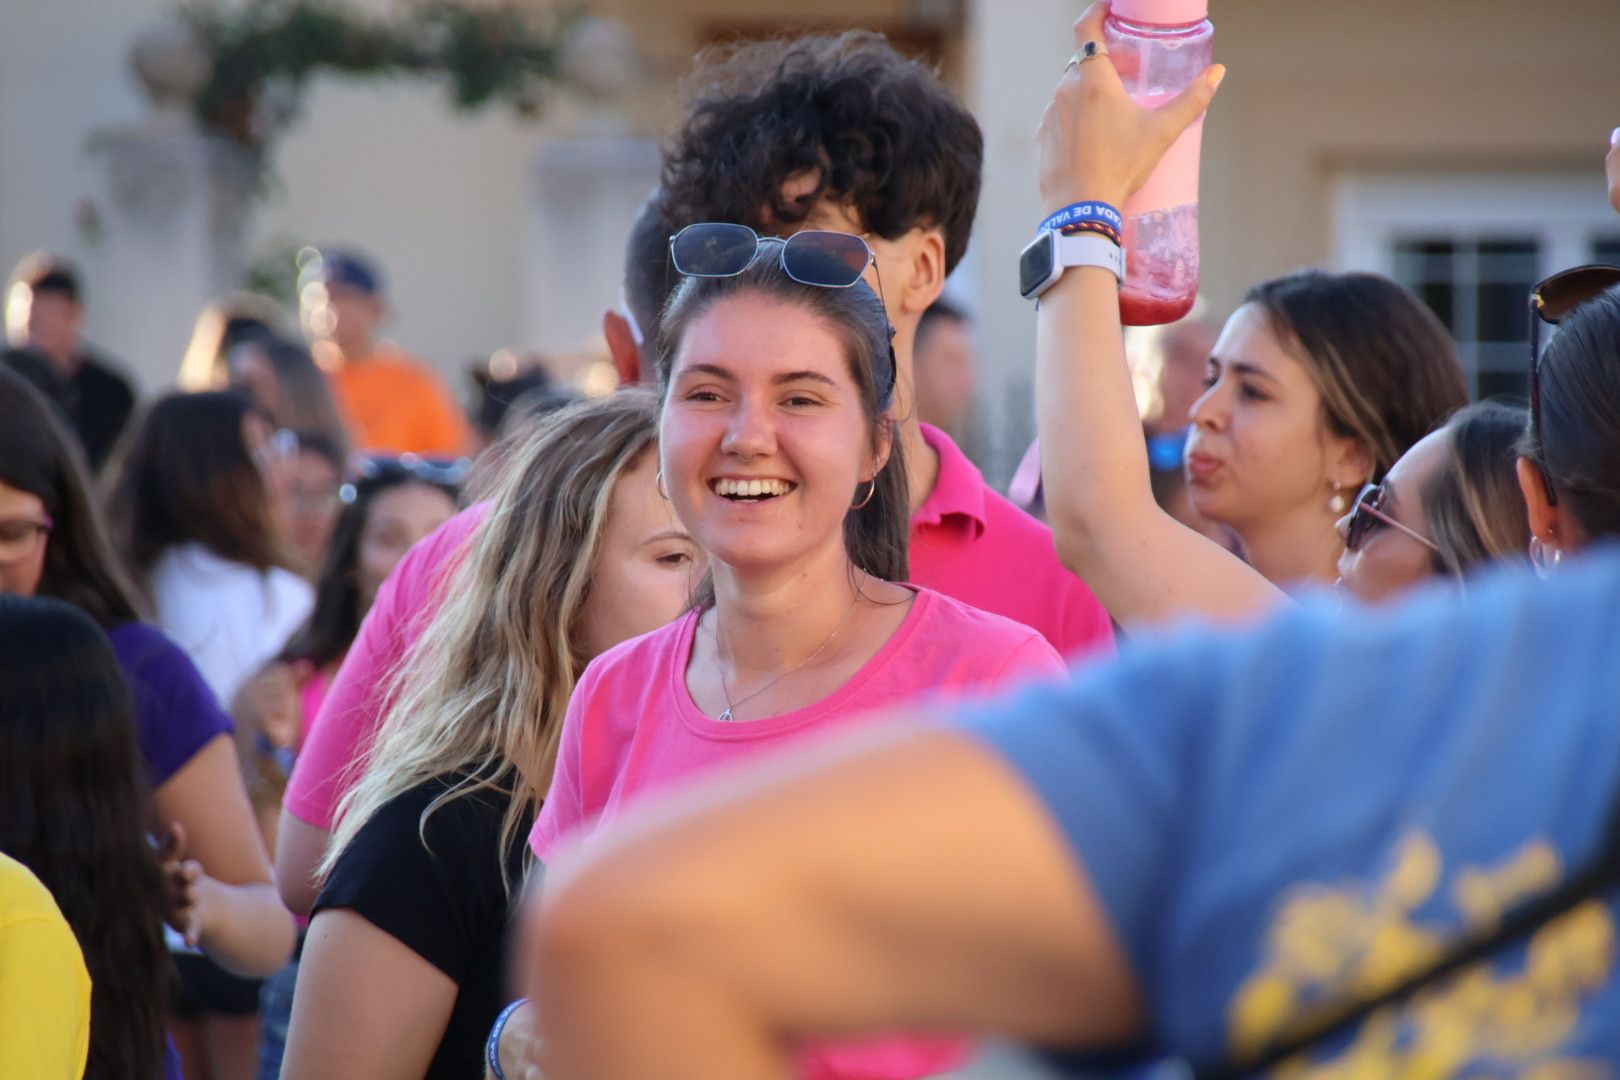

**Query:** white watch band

left=1054, top=231, right=1125, bottom=284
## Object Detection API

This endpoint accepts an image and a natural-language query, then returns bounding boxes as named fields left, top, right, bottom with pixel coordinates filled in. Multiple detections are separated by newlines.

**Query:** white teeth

left=712, top=478, right=793, bottom=497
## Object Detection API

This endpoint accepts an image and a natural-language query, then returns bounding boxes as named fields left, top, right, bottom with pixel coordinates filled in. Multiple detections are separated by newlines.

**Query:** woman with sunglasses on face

left=524, top=232, right=1066, bottom=1080
left=0, top=373, right=294, bottom=1077
left=281, top=391, right=701, bottom=1080
left=1517, top=276, right=1620, bottom=567
left=1334, top=401, right=1531, bottom=602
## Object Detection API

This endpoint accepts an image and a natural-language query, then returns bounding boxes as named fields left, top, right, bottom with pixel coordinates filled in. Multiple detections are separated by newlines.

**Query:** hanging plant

left=178, top=0, right=587, bottom=173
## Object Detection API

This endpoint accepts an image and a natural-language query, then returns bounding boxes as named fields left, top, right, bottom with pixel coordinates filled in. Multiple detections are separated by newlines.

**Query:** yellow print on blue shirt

left=1228, top=831, right=1615, bottom=1077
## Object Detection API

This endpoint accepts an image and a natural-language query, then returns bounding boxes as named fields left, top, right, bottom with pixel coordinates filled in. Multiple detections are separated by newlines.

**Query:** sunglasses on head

left=668, top=222, right=897, bottom=399
left=342, top=453, right=468, bottom=505
left=1528, top=264, right=1620, bottom=506
left=1343, top=481, right=1439, bottom=555
left=669, top=223, right=876, bottom=288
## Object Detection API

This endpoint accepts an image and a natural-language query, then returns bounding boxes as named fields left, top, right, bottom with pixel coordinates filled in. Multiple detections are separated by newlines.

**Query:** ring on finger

left=1065, top=40, right=1109, bottom=70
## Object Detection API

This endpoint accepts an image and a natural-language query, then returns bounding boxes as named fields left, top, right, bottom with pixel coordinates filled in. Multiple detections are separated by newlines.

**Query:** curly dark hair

left=0, top=594, right=170, bottom=1080
left=660, top=31, right=983, bottom=275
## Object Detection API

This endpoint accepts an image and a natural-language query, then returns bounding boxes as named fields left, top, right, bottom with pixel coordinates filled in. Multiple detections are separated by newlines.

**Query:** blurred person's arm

left=529, top=723, right=1142, bottom=1078
left=153, top=734, right=296, bottom=977
left=1035, top=4, right=1281, bottom=629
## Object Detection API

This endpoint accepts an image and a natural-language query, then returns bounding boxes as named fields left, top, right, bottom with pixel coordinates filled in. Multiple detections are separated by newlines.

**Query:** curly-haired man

left=658, top=31, right=1113, bottom=661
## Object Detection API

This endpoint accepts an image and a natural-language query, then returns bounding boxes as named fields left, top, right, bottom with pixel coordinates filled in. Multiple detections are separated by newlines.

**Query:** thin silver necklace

left=715, top=588, right=863, bottom=723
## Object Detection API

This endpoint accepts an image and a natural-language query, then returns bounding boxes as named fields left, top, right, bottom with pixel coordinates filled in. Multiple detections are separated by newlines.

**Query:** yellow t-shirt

left=0, top=852, right=91, bottom=1080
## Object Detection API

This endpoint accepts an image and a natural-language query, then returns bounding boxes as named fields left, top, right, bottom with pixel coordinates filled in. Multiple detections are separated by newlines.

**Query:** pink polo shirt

left=281, top=502, right=489, bottom=830
left=530, top=587, right=1066, bottom=1080
left=913, top=424, right=1113, bottom=662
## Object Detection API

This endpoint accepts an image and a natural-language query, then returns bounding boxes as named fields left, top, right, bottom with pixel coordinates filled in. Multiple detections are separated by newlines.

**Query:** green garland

left=181, top=0, right=583, bottom=151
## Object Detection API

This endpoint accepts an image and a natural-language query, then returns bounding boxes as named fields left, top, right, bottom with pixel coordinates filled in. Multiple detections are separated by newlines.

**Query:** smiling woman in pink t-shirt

left=526, top=230, right=1067, bottom=1080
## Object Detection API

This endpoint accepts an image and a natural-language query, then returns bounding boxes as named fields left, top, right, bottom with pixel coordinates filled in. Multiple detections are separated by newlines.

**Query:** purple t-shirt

left=107, top=622, right=234, bottom=789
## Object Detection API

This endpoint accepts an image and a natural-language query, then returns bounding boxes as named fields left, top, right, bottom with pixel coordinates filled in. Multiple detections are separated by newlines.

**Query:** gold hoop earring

left=655, top=469, right=668, bottom=501
left=851, top=479, right=877, bottom=510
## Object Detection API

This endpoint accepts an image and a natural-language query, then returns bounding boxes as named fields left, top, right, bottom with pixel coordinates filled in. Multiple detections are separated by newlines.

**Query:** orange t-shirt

left=327, top=348, right=469, bottom=456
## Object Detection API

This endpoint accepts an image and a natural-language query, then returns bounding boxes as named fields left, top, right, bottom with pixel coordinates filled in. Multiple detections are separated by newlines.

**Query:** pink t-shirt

left=281, top=425, right=1108, bottom=833
left=914, top=424, right=1114, bottom=663
left=530, top=587, right=1066, bottom=1080
left=281, top=502, right=489, bottom=830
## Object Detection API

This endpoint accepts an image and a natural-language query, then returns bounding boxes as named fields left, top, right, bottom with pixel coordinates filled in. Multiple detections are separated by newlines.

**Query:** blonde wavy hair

left=322, top=388, right=662, bottom=893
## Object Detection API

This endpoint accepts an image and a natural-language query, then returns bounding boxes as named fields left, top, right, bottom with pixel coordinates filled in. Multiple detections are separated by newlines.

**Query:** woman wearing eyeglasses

left=525, top=230, right=1066, bottom=1080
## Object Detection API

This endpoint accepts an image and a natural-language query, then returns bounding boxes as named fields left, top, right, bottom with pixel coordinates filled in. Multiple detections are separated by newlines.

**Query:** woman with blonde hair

left=280, top=389, right=702, bottom=1079
left=177, top=293, right=287, bottom=393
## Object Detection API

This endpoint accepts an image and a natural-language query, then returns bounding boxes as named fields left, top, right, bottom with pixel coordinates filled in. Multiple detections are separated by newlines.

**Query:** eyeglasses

left=340, top=453, right=468, bottom=505
left=0, top=514, right=52, bottom=567
left=1528, top=264, right=1620, bottom=506
left=668, top=223, right=897, bottom=398
left=1343, top=482, right=1439, bottom=555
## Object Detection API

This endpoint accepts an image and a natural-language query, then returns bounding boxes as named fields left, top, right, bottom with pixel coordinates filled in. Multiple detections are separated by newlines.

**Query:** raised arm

left=1035, top=3, right=1281, bottom=628
left=528, top=723, right=1141, bottom=1078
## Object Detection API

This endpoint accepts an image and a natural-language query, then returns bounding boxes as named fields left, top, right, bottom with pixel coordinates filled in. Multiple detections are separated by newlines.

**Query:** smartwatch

left=1019, top=230, right=1125, bottom=300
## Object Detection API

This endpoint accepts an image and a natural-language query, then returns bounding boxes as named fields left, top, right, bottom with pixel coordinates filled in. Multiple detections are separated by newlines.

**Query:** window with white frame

left=1334, top=172, right=1620, bottom=399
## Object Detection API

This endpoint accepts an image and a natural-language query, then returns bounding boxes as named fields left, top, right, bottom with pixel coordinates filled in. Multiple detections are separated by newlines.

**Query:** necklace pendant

left=718, top=708, right=734, bottom=723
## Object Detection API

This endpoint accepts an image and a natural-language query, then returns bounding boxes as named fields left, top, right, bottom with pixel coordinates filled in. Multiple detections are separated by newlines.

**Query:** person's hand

left=156, top=823, right=211, bottom=948
left=1606, top=127, right=1619, bottom=215
left=1037, top=0, right=1225, bottom=215
left=232, top=662, right=302, bottom=750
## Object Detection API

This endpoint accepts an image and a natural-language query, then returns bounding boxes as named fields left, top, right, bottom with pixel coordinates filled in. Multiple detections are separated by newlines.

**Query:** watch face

left=1019, top=232, right=1057, bottom=299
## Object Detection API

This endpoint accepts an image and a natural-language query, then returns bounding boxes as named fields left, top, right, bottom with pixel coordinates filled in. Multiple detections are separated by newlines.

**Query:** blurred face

left=302, top=281, right=383, bottom=358
left=913, top=316, right=976, bottom=435
left=577, top=452, right=704, bottom=660
left=242, top=411, right=291, bottom=506
left=660, top=293, right=888, bottom=582
left=228, top=343, right=283, bottom=418
left=1152, top=319, right=1219, bottom=434
left=1335, top=428, right=1447, bottom=604
left=7, top=286, right=81, bottom=365
left=355, top=482, right=459, bottom=613
left=1184, top=303, right=1355, bottom=529
left=283, top=450, right=343, bottom=575
left=0, top=481, right=50, bottom=597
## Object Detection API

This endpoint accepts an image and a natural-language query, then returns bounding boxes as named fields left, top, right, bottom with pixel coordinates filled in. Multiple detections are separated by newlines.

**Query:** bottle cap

left=1110, top=0, right=1209, bottom=25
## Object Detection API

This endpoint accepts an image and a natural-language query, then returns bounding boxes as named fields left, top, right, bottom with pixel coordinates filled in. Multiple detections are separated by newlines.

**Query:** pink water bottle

left=1103, top=0, right=1213, bottom=326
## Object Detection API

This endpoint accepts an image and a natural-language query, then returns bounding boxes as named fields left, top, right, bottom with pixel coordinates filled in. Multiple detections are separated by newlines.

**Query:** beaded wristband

left=1038, top=200, right=1123, bottom=237
left=1058, top=220, right=1122, bottom=245
left=486, top=998, right=529, bottom=1080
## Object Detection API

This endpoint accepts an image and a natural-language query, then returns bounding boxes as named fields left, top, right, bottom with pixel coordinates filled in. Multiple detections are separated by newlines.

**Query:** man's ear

left=602, top=309, right=641, bottom=386
left=900, top=229, right=948, bottom=317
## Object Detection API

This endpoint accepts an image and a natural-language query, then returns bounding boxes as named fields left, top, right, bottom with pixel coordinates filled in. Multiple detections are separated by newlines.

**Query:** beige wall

left=5, top=0, right=1617, bottom=442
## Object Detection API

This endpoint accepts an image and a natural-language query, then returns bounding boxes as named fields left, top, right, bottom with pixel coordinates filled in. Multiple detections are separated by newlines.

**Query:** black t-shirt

left=69, top=353, right=135, bottom=470
left=314, top=776, right=530, bottom=1080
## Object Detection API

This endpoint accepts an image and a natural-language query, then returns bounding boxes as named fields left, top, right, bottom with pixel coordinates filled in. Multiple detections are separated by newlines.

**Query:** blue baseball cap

left=298, top=248, right=383, bottom=296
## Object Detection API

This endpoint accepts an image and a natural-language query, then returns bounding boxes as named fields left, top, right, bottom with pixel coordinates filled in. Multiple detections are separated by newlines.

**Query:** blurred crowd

left=4, top=8, right=1620, bottom=1080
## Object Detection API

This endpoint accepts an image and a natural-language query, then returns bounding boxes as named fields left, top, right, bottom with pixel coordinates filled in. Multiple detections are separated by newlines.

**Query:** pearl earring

left=1328, top=482, right=1348, bottom=516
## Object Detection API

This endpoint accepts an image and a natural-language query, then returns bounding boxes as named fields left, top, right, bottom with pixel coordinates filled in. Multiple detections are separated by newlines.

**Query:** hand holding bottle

left=1037, top=2, right=1222, bottom=217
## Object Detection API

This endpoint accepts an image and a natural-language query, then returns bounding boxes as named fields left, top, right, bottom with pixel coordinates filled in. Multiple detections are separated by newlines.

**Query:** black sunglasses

left=1527, top=265, right=1620, bottom=506
left=1343, top=481, right=1439, bottom=555
left=668, top=222, right=897, bottom=399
